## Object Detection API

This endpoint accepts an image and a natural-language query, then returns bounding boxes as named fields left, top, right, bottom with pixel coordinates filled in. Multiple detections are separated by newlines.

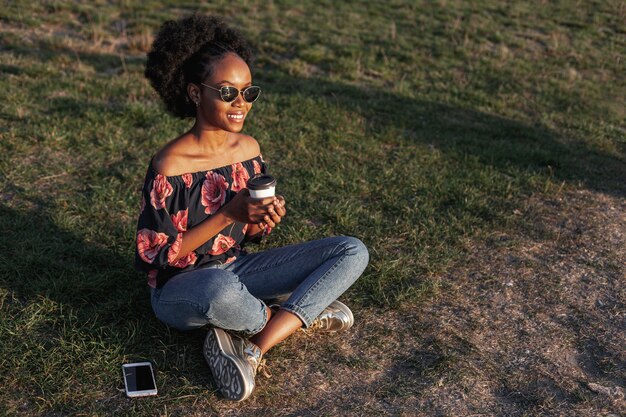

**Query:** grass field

left=0, top=1, right=624, bottom=416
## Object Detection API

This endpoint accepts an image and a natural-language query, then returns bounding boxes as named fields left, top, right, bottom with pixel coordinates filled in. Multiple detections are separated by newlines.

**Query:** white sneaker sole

left=203, top=328, right=254, bottom=401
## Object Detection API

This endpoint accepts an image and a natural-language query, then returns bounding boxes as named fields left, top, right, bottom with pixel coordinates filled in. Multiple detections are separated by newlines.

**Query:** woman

left=136, top=14, right=369, bottom=401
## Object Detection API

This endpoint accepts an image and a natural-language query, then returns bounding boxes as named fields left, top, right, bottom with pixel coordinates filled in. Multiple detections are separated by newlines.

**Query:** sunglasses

left=200, top=83, right=262, bottom=103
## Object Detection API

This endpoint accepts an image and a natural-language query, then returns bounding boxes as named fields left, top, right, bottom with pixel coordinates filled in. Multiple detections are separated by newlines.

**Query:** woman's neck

left=189, top=121, right=231, bottom=154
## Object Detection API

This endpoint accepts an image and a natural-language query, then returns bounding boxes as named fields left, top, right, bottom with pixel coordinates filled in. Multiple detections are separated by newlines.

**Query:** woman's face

left=196, top=52, right=254, bottom=133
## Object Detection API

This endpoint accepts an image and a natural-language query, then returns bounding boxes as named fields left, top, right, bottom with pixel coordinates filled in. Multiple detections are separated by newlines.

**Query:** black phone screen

left=125, top=364, right=156, bottom=391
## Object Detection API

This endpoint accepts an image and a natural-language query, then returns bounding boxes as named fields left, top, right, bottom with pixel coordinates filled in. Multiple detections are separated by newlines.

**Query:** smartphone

left=122, top=362, right=158, bottom=398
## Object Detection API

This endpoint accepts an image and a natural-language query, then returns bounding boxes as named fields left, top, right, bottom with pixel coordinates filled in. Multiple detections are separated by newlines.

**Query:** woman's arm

left=171, top=210, right=234, bottom=263
left=170, top=190, right=279, bottom=262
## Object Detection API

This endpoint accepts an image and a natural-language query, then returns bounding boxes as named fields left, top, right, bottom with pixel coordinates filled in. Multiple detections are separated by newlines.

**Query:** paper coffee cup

left=247, top=174, right=276, bottom=199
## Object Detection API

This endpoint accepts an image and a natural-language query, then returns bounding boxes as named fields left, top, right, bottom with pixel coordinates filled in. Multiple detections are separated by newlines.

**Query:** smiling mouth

left=227, top=113, right=245, bottom=122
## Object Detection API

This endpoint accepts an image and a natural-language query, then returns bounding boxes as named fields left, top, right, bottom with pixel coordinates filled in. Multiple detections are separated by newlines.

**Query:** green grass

left=0, top=0, right=624, bottom=415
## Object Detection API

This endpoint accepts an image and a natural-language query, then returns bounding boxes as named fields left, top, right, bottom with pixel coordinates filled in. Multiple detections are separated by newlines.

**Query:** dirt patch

left=194, top=189, right=624, bottom=417
left=409, top=189, right=625, bottom=416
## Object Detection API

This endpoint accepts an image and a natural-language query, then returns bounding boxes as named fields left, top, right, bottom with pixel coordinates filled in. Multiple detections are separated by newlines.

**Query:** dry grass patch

left=411, top=189, right=625, bottom=417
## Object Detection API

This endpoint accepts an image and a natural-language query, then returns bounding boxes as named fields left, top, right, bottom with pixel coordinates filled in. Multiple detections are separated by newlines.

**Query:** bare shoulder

left=151, top=151, right=186, bottom=177
left=151, top=135, right=192, bottom=176
left=151, top=133, right=262, bottom=176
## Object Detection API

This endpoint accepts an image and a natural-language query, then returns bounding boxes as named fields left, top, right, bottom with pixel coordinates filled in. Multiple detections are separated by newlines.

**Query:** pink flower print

left=147, top=269, right=158, bottom=288
left=167, top=233, right=183, bottom=265
left=150, top=174, right=173, bottom=210
left=208, top=234, right=236, bottom=255
left=201, top=171, right=228, bottom=214
left=231, top=162, right=250, bottom=192
left=253, top=160, right=262, bottom=174
left=182, top=173, right=193, bottom=188
left=171, top=209, right=188, bottom=232
left=137, top=228, right=169, bottom=264
left=171, top=251, right=197, bottom=269
left=225, top=256, right=237, bottom=264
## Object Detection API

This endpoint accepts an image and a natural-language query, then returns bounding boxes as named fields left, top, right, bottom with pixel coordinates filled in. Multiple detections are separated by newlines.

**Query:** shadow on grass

left=0, top=199, right=145, bottom=319
left=3, top=28, right=624, bottom=201
left=0, top=34, right=144, bottom=74
left=0, top=199, right=214, bottom=408
left=255, top=70, right=625, bottom=198
left=4, top=33, right=624, bottom=201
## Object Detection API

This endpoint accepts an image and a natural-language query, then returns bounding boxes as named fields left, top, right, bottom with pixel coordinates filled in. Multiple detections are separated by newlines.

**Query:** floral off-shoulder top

left=135, top=155, right=267, bottom=289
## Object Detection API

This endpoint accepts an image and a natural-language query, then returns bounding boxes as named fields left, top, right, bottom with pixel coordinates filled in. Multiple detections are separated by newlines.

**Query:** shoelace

left=300, top=317, right=325, bottom=335
left=257, top=358, right=272, bottom=378
left=244, top=343, right=271, bottom=378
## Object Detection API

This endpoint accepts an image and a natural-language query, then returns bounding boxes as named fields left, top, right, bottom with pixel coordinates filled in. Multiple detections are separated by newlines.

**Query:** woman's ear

left=187, top=83, right=201, bottom=106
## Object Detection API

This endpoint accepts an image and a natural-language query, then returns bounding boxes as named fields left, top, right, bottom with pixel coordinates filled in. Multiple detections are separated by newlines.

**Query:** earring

left=195, top=100, right=200, bottom=107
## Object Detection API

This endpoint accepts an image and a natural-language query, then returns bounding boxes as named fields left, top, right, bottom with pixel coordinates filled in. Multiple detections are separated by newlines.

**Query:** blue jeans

left=150, top=236, right=369, bottom=333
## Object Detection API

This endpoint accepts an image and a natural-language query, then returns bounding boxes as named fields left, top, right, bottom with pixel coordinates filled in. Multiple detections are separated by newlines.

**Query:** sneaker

left=203, top=327, right=263, bottom=401
left=309, top=300, right=354, bottom=332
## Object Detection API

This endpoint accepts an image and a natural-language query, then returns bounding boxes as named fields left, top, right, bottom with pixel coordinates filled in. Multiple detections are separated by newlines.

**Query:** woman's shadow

left=0, top=194, right=213, bottom=396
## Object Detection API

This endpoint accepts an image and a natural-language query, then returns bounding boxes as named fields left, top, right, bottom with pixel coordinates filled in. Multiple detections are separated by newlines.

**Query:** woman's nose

left=231, top=94, right=245, bottom=107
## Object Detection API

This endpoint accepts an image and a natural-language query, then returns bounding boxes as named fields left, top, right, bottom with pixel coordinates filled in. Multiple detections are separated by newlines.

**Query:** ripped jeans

left=150, top=236, right=369, bottom=334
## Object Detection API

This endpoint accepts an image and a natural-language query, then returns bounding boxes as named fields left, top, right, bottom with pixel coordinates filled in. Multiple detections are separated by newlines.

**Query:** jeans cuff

left=281, top=303, right=313, bottom=328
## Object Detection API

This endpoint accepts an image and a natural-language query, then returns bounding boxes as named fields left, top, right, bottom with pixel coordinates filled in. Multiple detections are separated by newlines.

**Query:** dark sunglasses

left=200, top=83, right=262, bottom=103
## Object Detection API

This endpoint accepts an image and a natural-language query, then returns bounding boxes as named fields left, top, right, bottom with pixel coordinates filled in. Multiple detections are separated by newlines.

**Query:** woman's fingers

left=248, top=196, right=285, bottom=225
left=271, top=196, right=287, bottom=217
left=274, top=204, right=286, bottom=217
left=268, top=207, right=281, bottom=224
left=245, top=197, right=274, bottom=222
left=263, top=215, right=276, bottom=228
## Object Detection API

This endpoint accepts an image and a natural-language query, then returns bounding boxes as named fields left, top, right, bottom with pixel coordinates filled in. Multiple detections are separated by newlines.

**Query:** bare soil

left=197, top=189, right=625, bottom=417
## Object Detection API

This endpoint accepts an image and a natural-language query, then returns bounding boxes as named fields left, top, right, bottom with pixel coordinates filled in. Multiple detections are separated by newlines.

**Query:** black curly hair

left=145, top=14, right=254, bottom=119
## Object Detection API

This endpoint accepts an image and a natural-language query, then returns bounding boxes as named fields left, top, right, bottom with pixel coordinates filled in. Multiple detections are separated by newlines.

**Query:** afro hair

left=145, top=14, right=253, bottom=119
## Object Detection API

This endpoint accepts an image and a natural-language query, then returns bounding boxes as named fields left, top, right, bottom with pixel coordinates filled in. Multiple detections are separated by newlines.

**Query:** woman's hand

left=220, top=189, right=276, bottom=224
left=258, top=195, right=286, bottom=229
